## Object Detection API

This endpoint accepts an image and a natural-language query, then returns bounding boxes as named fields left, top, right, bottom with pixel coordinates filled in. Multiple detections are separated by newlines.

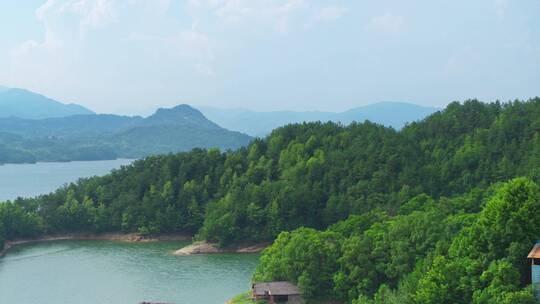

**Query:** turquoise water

left=0, top=240, right=260, bottom=304
left=0, top=159, right=134, bottom=201
left=0, top=159, right=261, bottom=303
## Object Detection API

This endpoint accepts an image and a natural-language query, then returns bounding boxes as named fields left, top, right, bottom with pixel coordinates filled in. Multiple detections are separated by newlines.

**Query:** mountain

left=111, top=105, right=252, bottom=158
left=337, top=102, right=440, bottom=128
left=2, top=98, right=540, bottom=303
left=0, top=104, right=252, bottom=164
left=197, top=102, right=439, bottom=136
left=0, top=88, right=94, bottom=119
left=142, top=104, right=220, bottom=128
left=0, top=114, right=142, bottom=138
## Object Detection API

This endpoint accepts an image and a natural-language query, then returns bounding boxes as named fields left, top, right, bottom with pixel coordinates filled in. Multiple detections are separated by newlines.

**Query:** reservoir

left=0, top=159, right=261, bottom=303
left=0, top=159, right=134, bottom=201
left=0, top=240, right=259, bottom=304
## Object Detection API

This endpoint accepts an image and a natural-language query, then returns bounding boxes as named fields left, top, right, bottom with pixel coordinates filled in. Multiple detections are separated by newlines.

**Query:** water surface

left=0, top=240, right=259, bottom=304
left=0, top=159, right=134, bottom=201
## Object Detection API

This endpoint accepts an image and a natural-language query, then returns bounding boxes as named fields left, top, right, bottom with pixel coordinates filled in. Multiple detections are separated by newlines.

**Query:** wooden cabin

left=528, top=242, right=540, bottom=301
left=252, top=282, right=303, bottom=304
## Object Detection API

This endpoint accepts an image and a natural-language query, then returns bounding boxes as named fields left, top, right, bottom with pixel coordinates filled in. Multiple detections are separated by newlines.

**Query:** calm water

left=0, top=240, right=260, bottom=304
left=0, top=159, right=134, bottom=201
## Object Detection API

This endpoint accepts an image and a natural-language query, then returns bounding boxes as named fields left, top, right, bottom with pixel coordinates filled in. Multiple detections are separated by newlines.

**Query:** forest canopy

left=254, top=178, right=540, bottom=303
left=1, top=98, right=540, bottom=302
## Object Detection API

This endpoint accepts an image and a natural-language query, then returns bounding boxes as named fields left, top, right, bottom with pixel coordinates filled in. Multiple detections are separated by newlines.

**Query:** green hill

left=0, top=104, right=252, bottom=163
left=1, top=97, right=540, bottom=302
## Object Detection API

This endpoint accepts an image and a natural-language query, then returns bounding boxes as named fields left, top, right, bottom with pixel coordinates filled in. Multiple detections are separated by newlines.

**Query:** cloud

left=13, top=0, right=65, bottom=57
left=18, top=0, right=117, bottom=57
left=312, top=6, right=346, bottom=23
left=189, top=0, right=308, bottom=32
left=58, top=0, right=116, bottom=30
left=36, top=0, right=57, bottom=21
left=9, top=0, right=216, bottom=87
left=36, top=0, right=117, bottom=35
left=175, top=31, right=214, bottom=61
left=494, top=0, right=506, bottom=19
left=367, top=13, right=404, bottom=34
left=128, top=0, right=171, bottom=15
left=272, top=0, right=305, bottom=32
left=127, top=30, right=214, bottom=76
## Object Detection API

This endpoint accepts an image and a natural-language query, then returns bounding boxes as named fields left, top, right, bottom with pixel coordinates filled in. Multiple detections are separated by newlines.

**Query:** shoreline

left=0, top=158, right=137, bottom=166
left=173, top=241, right=269, bottom=256
left=0, top=232, right=192, bottom=257
left=1, top=233, right=268, bottom=257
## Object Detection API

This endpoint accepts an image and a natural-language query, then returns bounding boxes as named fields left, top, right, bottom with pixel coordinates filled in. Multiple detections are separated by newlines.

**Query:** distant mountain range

left=198, top=102, right=439, bottom=136
left=0, top=87, right=441, bottom=164
left=0, top=88, right=251, bottom=164
left=0, top=88, right=94, bottom=119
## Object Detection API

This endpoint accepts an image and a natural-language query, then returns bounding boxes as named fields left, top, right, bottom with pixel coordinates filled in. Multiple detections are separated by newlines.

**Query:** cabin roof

left=528, top=243, right=540, bottom=259
left=252, top=281, right=301, bottom=296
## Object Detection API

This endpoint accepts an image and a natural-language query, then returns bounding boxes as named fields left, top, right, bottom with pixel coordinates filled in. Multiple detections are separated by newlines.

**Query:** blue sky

left=0, top=0, right=539, bottom=115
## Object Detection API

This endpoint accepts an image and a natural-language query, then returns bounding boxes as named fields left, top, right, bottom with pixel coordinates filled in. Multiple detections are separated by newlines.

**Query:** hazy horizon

left=1, top=86, right=444, bottom=116
left=1, top=1, right=539, bottom=115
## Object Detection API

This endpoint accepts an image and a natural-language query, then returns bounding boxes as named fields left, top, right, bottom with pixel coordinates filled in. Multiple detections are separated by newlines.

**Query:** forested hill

left=0, top=104, right=252, bottom=163
left=1, top=98, right=540, bottom=302
left=1, top=98, right=538, bottom=238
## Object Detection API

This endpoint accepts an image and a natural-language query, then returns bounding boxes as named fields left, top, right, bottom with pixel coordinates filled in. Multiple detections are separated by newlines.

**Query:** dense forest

left=254, top=178, right=540, bottom=303
left=1, top=98, right=540, bottom=303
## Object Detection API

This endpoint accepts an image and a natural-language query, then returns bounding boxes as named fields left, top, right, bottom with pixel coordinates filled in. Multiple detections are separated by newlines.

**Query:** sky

left=0, top=0, right=539, bottom=115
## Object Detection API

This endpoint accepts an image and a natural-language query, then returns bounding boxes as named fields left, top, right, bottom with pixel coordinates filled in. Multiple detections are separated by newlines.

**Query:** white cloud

left=273, top=0, right=305, bottom=32
left=8, top=0, right=217, bottom=91
left=36, top=0, right=57, bottom=21
left=36, top=0, right=118, bottom=36
left=127, top=30, right=214, bottom=76
left=13, top=0, right=65, bottom=57
left=176, top=31, right=214, bottom=61
left=367, top=13, right=404, bottom=34
left=19, top=0, right=117, bottom=57
left=494, top=0, right=506, bottom=19
left=128, top=0, right=171, bottom=15
left=59, top=0, right=116, bottom=30
left=312, top=6, right=345, bottom=23
left=189, top=0, right=308, bottom=32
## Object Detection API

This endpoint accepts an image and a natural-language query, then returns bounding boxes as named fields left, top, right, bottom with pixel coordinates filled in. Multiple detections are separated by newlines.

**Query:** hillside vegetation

left=1, top=98, right=540, bottom=302
left=0, top=104, right=251, bottom=163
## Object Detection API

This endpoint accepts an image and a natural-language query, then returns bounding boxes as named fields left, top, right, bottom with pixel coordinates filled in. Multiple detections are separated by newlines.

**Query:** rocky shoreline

left=0, top=232, right=191, bottom=257
left=1, top=235, right=268, bottom=257
left=173, top=241, right=268, bottom=255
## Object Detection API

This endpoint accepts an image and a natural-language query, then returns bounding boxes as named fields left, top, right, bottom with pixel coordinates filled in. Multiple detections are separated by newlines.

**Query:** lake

left=0, top=240, right=259, bottom=304
left=0, top=159, right=134, bottom=201
left=0, top=160, right=261, bottom=304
